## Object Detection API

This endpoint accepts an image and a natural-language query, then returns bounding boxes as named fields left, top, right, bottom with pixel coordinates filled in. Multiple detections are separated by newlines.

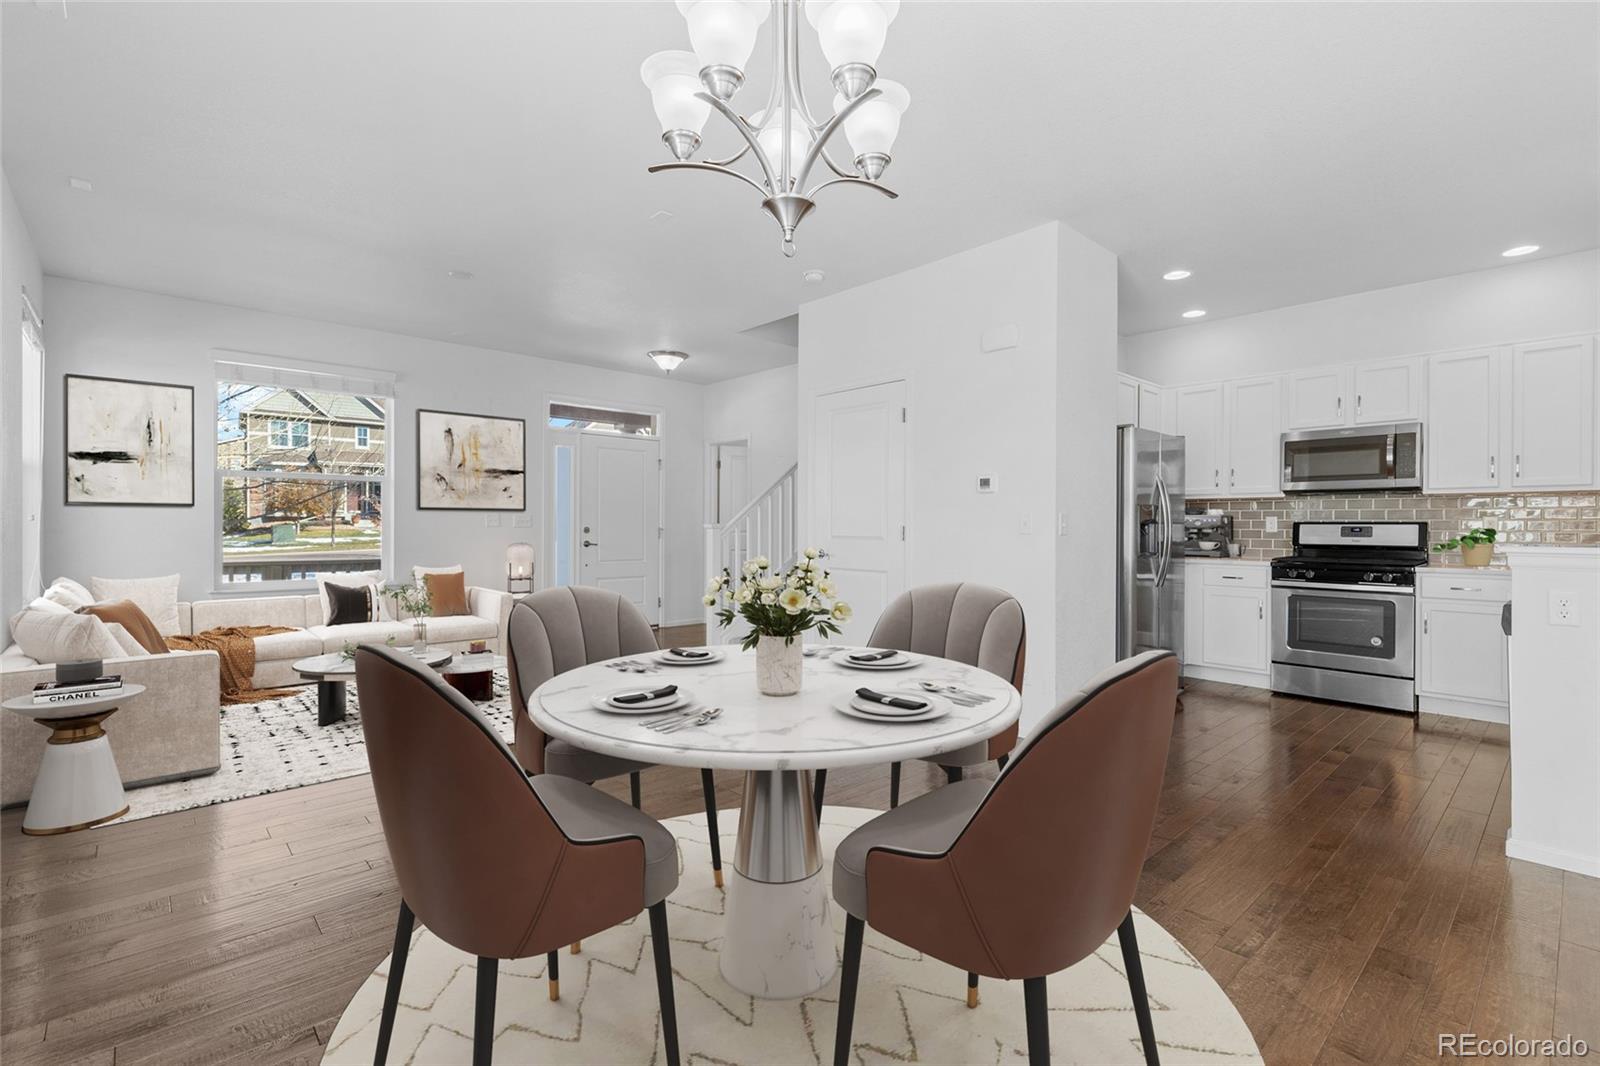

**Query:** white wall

left=1120, top=250, right=1600, bottom=385
left=39, top=278, right=708, bottom=623
left=798, top=223, right=1120, bottom=725
left=703, top=363, right=798, bottom=500
left=1, top=173, right=44, bottom=639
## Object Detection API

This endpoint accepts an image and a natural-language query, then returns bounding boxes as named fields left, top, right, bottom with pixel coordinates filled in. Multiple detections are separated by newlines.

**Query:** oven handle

left=1271, top=580, right=1414, bottom=596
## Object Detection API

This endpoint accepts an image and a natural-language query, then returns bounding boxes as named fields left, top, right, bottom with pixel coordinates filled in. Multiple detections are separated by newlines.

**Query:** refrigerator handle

left=1153, top=473, right=1172, bottom=588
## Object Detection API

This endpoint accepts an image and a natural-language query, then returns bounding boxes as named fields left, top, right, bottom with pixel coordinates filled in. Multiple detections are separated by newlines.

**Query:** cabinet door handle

left=1258, top=603, right=1264, bottom=620
left=1449, top=586, right=1483, bottom=592
left=1214, top=469, right=1220, bottom=488
left=1515, top=454, right=1521, bottom=479
left=1423, top=614, right=1429, bottom=635
left=1490, top=455, right=1496, bottom=480
left=1356, top=394, right=1362, bottom=417
left=1221, top=574, right=1243, bottom=580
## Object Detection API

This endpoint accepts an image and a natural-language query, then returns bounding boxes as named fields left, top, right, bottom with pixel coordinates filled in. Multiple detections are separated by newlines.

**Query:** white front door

left=578, top=434, right=660, bottom=624
left=811, top=381, right=907, bottom=645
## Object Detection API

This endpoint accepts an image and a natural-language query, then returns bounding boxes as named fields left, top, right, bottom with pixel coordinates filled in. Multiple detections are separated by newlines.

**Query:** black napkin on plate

left=848, top=649, right=900, bottom=663
left=612, top=684, right=680, bottom=705
left=855, top=687, right=928, bottom=711
left=667, top=648, right=711, bottom=659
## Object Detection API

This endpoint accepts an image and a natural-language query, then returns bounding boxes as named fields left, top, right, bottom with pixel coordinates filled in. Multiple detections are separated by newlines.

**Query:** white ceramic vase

left=755, top=634, right=804, bottom=696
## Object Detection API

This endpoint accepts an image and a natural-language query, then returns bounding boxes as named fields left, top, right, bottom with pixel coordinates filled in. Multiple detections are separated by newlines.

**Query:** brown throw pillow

left=423, top=571, right=470, bottom=617
left=78, top=599, right=169, bottom=654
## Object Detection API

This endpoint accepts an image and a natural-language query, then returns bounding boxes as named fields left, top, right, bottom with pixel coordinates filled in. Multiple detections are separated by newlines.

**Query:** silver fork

left=641, top=708, right=699, bottom=729
left=658, top=707, right=723, bottom=734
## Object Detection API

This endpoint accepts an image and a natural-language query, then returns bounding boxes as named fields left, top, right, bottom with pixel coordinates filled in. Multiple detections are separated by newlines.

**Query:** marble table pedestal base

left=719, top=769, right=837, bottom=998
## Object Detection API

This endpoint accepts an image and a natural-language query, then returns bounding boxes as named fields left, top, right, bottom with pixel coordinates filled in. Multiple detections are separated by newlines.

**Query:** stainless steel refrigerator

left=1116, top=426, right=1185, bottom=669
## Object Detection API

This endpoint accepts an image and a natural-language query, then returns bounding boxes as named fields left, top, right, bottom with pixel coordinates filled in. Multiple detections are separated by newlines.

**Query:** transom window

left=547, top=401, right=657, bottom=437
left=217, top=379, right=388, bottom=588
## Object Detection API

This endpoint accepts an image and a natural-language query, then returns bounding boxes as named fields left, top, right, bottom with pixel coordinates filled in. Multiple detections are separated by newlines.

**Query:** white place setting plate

left=831, top=648, right=919, bottom=671
left=832, top=689, right=950, bottom=724
left=590, top=686, right=695, bottom=715
left=653, top=647, right=726, bottom=666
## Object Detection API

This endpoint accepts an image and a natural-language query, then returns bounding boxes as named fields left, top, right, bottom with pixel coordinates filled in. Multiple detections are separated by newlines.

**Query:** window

left=547, top=401, right=657, bottom=437
left=217, top=380, right=388, bottom=588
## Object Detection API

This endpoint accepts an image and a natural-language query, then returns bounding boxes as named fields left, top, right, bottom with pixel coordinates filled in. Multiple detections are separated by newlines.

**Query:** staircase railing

left=703, top=463, right=798, bottom=634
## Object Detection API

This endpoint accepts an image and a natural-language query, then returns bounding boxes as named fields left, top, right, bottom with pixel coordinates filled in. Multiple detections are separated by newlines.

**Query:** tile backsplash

left=1188, top=491, right=1600, bottom=560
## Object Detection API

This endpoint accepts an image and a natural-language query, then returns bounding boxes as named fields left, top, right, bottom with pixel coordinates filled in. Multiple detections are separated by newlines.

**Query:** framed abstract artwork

left=64, top=374, right=195, bottom=506
left=416, top=408, right=526, bottom=511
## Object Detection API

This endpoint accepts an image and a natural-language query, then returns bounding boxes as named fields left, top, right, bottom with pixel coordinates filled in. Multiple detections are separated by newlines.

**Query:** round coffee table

left=437, top=652, right=501, bottom=702
left=294, top=646, right=453, bottom=725
left=4, top=684, right=145, bottom=835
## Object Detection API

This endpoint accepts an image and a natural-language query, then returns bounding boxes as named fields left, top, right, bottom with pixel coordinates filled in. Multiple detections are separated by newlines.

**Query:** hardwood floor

left=3, top=678, right=1595, bottom=1064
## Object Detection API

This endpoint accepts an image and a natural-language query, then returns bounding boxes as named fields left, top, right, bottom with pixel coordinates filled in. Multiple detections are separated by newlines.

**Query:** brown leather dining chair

left=506, top=588, right=728, bottom=896
left=830, top=650, right=1179, bottom=1066
left=811, top=582, right=1025, bottom=817
left=356, top=644, right=682, bottom=1066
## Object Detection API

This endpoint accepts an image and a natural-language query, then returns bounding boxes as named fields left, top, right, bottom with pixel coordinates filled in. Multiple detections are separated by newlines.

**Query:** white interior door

left=714, top=442, right=750, bottom=522
left=811, top=381, right=907, bottom=645
left=578, top=435, right=660, bottom=624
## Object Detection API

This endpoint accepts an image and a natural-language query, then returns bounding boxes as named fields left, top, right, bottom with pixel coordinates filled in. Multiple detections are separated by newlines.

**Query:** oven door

left=1271, top=583, right=1415, bottom=678
left=1281, top=425, right=1421, bottom=492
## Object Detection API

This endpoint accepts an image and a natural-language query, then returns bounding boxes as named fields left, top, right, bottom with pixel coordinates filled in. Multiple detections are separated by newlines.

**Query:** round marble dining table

left=528, top=645, right=1022, bottom=999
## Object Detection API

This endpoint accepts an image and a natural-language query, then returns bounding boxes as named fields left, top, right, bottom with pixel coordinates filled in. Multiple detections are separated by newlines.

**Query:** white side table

left=3, top=684, right=145, bottom=835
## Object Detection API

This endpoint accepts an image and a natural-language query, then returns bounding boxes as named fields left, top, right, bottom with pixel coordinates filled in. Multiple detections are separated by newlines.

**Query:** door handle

left=582, top=539, right=599, bottom=547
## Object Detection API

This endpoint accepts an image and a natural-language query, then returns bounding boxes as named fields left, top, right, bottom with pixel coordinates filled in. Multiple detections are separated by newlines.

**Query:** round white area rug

left=323, top=806, right=1262, bottom=1065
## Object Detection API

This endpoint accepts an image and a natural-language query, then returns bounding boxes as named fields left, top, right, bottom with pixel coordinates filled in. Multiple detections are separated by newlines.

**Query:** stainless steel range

left=1269, top=521, right=1428, bottom=713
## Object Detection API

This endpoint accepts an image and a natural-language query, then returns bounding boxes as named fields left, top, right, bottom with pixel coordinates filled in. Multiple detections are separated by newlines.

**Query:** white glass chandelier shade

left=647, top=349, right=689, bottom=374
left=835, top=78, right=909, bottom=159
left=640, top=51, right=711, bottom=138
left=675, top=0, right=770, bottom=72
left=805, top=0, right=899, bottom=71
left=750, top=108, right=814, bottom=170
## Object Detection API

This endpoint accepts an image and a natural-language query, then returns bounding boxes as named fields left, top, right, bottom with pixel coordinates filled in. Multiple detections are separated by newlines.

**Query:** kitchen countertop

left=1182, top=554, right=1267, bottom=565
left=1424, top=558, right=1512, bottom=572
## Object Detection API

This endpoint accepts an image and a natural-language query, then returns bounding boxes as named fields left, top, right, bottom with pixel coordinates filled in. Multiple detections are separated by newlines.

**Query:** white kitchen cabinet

left=1511, top=337, right=1595, bottom=488
left=1426, top=347, right=1504, bottom=492
left=1284, top=367, right=1350, bottom=429
left=1353, top=357, right=1421, bottom=424
left=1138, top=382, right=1163, bottom=431
left=1173, top=383, right=1226, bottom=496
left=1117, top=375, right=1140, bottom=427
left=1225, top=376, right=1282, bottom=496
left=1201, top=584, right=1269, bottom=672
left=1415, top=572, right=1511, bottom=722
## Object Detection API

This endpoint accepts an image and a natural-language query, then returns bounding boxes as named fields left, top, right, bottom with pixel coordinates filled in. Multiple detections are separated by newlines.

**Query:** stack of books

left=32, top=675, right=124, bottom=705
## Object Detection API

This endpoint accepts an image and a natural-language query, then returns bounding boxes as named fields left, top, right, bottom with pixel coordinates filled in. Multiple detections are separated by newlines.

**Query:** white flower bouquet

left=705, top=549, right=851, bottom=694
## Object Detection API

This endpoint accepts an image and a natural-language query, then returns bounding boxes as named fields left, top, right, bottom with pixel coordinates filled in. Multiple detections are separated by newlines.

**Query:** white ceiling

left=4, top=2, right=1596, bottom=383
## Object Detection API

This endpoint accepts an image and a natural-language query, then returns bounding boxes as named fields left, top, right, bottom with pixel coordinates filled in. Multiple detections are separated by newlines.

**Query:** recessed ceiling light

left=1162, top=269, right=1191, bottom=281
left=67, top=176, right=93, bottom=192
left=649, top=210, right=674, bottom=222
left=647, top=349, right=688, bottom=374
left=1501, top=244, right=1540, bottom=258
left=802, top=269, right=826, bottom=284
left=1181, top=309, right=1207, bottom=319
left=446, top=270, right=474, bottom=281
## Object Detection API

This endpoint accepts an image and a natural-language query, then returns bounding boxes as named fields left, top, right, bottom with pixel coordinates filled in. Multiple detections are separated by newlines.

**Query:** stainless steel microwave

left=1280, top=422, right=1422, bottom=493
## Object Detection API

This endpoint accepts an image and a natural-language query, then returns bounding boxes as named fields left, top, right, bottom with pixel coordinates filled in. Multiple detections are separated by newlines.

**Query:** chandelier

left=640, top=0, right=908, bottom=257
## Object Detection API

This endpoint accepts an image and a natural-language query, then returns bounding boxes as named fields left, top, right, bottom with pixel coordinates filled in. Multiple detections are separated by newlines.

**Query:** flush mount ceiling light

left=1162, top=269, right=1191, bottom=281
left=640, top=0, right=906, bottom=257
left=446, top=270, right=475, bottom=280
left=1181, top=309, right=1207, bottom=319
left=802, top=268, right=826, bottom=283
left=67, top=176, right=93, bottom=191
left=1501, top=244, right=1540, bottom=258
left=648, top=349, right=690, bottom=374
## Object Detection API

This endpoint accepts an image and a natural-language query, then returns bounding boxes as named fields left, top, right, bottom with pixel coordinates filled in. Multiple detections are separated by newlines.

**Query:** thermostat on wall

left=977, top=475, right=997, bottom=493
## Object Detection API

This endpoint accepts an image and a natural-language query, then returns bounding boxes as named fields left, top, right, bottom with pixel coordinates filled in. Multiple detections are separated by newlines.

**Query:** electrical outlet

left=1548, top=591, right=1579, bottom=627
left=1265, top=516, right=1280, bottom=533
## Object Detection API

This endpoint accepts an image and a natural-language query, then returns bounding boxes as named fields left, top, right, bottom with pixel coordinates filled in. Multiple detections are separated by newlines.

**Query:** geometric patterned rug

left=320, top=806, right=1264, bottom=1065
left=103, top=673, right=516, bottom=825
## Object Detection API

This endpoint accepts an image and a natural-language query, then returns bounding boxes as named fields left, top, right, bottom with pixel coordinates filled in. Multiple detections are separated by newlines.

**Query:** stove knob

left=1363, top=572, right=1376, bottom=582
left=1305, top=570, right=1316, bottom=580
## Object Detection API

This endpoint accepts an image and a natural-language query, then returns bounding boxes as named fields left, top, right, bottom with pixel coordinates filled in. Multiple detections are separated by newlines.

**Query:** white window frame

left=214, top=369, right=393, bottom=595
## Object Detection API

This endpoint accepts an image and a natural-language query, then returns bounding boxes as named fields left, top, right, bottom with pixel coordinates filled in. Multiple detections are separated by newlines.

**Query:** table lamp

left=506, top=542, right=535, bottom=595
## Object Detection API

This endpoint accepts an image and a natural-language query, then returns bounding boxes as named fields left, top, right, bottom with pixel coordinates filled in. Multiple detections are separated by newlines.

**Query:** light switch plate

left=1266, top=516, right=1280, bottom=533
left=513, top=514, right=532, bottom=527
left=485, top=514, right=503, bottom=528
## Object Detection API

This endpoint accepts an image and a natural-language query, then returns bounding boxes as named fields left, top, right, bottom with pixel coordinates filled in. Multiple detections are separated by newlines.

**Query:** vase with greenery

left=1433, top=527, right=1498, bottom=567
left=707, top=549, right=851, bottom=696
left=389, top=582, right=433, bottom=650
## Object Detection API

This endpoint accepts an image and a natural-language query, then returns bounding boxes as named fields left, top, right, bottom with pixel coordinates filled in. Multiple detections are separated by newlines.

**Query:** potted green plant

left=1433, top=527, right=1498, bottom=567
left=707, top=549, right=850, bottom=696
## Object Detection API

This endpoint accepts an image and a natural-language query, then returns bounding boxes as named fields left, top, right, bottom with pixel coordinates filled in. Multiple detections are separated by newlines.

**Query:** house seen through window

left=217, top=382, right=388, bottom=586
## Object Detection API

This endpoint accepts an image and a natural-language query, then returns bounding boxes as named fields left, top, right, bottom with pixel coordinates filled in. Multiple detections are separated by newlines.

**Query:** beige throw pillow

left=41, top=578, right=93, bottom=611
left=88, top=574, right=182, bottom=637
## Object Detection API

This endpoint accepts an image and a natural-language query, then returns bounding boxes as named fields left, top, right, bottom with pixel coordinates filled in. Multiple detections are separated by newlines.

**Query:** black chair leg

left=547, top=949, right=559, bottom=1000
left=474, top=956, right=498, bottom=1066
left=967, top=970, right=979, bottom=1008
left=629, top=771, right=642, bottom=810
left=944, top=765, right=963, bottom=784
left=374, top=900, right=414, bottom=1066
left=1118, top=910, right=1161, bottom=1066
left=649, top=902, right=681, bottom=1066
left=834, top=914, right=865, bottom=1066
left=996, top=752, right=1010, bottom=771
left=701, top=768, right=724, bottom=888
left=1023, top=975, right=1049, bottom=1066
left=889, top=761, right=902, bottom=808
left=813, top=768, right=828, bottom=819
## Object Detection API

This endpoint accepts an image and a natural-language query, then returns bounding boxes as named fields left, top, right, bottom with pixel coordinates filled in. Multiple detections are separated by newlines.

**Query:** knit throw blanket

left=168, top=625, right=300, bottom=705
